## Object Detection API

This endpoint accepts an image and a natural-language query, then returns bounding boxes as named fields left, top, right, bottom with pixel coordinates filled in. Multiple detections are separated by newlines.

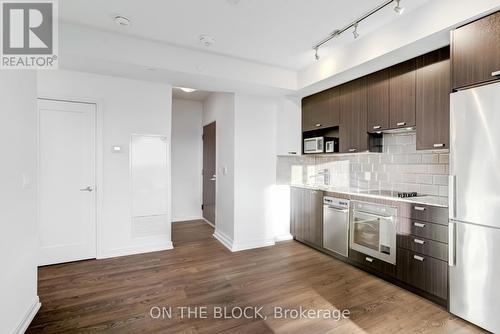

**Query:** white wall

left=0, top=72, right=40, bottom=333
left=37, top=70, right=173, bottom=258
left=202, top=93, right=235, bottom=246
left=172, top=99, right=203, bottom=222
left=233, top=94, right=282, bottom=250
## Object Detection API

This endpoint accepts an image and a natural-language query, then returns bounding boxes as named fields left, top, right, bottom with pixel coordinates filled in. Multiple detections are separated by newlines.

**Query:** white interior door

left=38, top=99, right=97, bottom=266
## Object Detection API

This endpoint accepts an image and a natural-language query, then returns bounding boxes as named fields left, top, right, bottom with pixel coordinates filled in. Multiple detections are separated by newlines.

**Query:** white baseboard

left=172, top=216, right=203, bottom=223
left=202, top=218, right=214, bottom=227
left=213, top=230, right=234, bottom=251
left=213, top=230, right=276, bottom=252
left=98, top=241, right=174, bottom=259
left=274, top=233, right=293, bottom=242
left=15, top=296, right=41, bottom=334
left=232, top=238, right=276, bottom=252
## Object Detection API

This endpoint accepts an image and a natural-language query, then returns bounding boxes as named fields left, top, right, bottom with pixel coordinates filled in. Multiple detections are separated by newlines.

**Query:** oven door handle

left=352, top=210, right=394, bottom=221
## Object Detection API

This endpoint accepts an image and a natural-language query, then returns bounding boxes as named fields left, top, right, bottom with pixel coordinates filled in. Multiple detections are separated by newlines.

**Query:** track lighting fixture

left=394, top=0, right=404, bottom=15
left=353, top=23, right=360, bottom=39
left=314, top=47, right=320, bottom=61
left=312, top=0, right=406, bottom=60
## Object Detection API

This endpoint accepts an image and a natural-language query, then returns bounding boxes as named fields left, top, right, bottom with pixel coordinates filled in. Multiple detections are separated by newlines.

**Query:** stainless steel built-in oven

left=349, top=201, right=397, bottom=264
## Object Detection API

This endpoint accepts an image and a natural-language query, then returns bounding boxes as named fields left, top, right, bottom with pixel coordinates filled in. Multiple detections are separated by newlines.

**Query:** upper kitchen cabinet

left=276, top=98, right=302, bottom=156
left=452, top=11, right=500, bottom=90
left=366, top=68, right=390, bottom=132
left=302, top=88, right=340, bottom=132
left=339, top=78, right=368, bottom=153
left=416, top=47, right=451, bottom=150
left=389, top=58, right=416, bottom=129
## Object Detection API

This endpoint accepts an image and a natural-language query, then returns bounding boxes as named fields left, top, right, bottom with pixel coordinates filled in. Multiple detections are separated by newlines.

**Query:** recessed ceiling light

left=199, top=34, right=216, bottom=48
left=178, top=87, right=197, bottom=93
left=114, top=16, right=131, bottom=26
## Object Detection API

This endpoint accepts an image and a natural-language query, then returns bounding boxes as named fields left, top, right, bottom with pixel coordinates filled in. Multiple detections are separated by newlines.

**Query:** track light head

left=394, top=0, right=404, bottom=14
left=353, top=23, right=360, bottom=39
left=314, top=47, right=320, bottom=61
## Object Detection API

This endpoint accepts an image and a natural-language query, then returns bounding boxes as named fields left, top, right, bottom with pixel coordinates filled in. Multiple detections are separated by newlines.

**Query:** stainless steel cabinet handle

left=210, top=174, right=216, bottom=181
left=349, top=148, right=356, bottom=152
left=414, top=238, right=425, bottom=245
left=397, top=122, right=406, bottom=126
left=413, top=255, right=425, bottom=262
left=365, top=257, right=374, bottom=263
left=413, top=222, right=426, bottom=228
left=373, top=125, right=382, bottom=130
left=492, top=70, right=500, bottom=77
left=327, top=206, right=349, bottom=213
left=315, top=123, right=322, bottom=127
left=414, top=206, right=426, bottom=211
left=80, top=186, right=94, bottom=192
left=433, top=143, right=445, bottom=148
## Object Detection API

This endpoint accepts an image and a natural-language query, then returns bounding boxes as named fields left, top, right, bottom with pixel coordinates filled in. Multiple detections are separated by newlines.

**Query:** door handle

left=433, top=143, right=445, bottom=148
left=80, top=186, right=94, bottom=192
left=372, top=125, right=382, bottom=130
left=414, top=238, right=425, bottom=245
left=413, top=255, right=425, bottom=262
left=397, top=122, right=406, bottom=126
left=492, top=70, right=500, bottom=77
left=449, top=175, right=456, bottom=219
left=210, top=174, right=216, bottom=181
left=413, top=222, right=425, bottom=228
left=449, top=220, right=456, bottom=267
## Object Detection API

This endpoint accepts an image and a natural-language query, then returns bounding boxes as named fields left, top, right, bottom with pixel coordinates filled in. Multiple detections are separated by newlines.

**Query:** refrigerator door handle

left=449, top=220, right=456, bottom=267
left=449, top=175, right=456, bottom=219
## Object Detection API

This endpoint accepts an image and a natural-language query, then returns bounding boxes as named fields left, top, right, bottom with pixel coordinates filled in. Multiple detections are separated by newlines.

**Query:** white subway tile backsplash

left=277, top=133, right=449, bottom=198
left=433, top=175, right=449, bottom=186
left=439, top=154, right=449, bottom=164
left=439, top=186, right=449, bottom=197
left=422, top=154, right=439, bottom=164
left=421, top=184, right=439, bottom=196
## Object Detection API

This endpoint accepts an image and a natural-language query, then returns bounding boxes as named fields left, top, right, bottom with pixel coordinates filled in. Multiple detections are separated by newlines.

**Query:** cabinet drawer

left=397, top=235, right=448, bottom=261
left=400, top=203, right=448, bottom=225
left=397, top=248, right=448, bottom=300
left=398, top=218, right=448, bottom=243
left=349, top=249, right=396, bottom=277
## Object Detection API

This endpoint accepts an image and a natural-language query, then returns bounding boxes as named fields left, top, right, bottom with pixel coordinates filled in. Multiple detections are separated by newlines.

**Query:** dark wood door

left=340, top=78, right=368, bottom=153
left=389, top=59, right=416, bottom=128
left=416, top=47, right=451, bottom=150
left=290, top=187, right=323, bottom=248
left=302, top=88, right=339, bottom=132
left=366, top=69, right=390, bottom=131
left=202, top=122, right=216, bottom=225
left=452, top=11, right=500, bottom=89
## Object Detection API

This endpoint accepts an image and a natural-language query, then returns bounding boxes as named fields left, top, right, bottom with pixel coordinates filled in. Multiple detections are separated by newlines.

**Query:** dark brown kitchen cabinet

left=339, top=78, right=368, bottom=153
left=416, top=47, right=451, bottom=150
left=290, top=187, right=323, bottom=248
left=389, top=58, right=416, bottom=128
left=451, top=11, right=500, bottom=90
left=397, top=248, right=448, bottom=300
left=302, top=88, right=340, bottom=132
left=366, top=69, right=390, bottom=131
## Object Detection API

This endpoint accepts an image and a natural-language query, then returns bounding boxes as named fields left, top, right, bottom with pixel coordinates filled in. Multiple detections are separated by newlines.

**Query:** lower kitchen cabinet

left=290, top=187, right=323, bottom=248
left=348, top=249, right=396, bottom=277
left=397, top=248, right=448, bottom=300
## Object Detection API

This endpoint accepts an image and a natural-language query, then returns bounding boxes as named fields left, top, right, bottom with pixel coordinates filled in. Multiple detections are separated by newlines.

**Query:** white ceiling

left=60, top=0, right=431, bottom=70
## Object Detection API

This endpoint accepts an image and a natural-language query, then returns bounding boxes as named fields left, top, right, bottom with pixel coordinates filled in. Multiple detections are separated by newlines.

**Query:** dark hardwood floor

left=28, top=220, right=485, bottom=333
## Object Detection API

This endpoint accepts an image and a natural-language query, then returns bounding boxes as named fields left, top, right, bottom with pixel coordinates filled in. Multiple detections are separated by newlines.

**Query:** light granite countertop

left=290, top=184, right=449, bottom=208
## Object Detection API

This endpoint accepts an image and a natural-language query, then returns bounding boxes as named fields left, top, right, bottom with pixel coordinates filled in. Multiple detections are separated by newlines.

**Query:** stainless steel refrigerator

left=449, top=81, right=500, bottom=333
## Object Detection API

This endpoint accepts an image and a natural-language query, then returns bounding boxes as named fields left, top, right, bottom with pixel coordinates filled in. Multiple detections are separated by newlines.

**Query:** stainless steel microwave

left=304, top=137, right=324, bottom=153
